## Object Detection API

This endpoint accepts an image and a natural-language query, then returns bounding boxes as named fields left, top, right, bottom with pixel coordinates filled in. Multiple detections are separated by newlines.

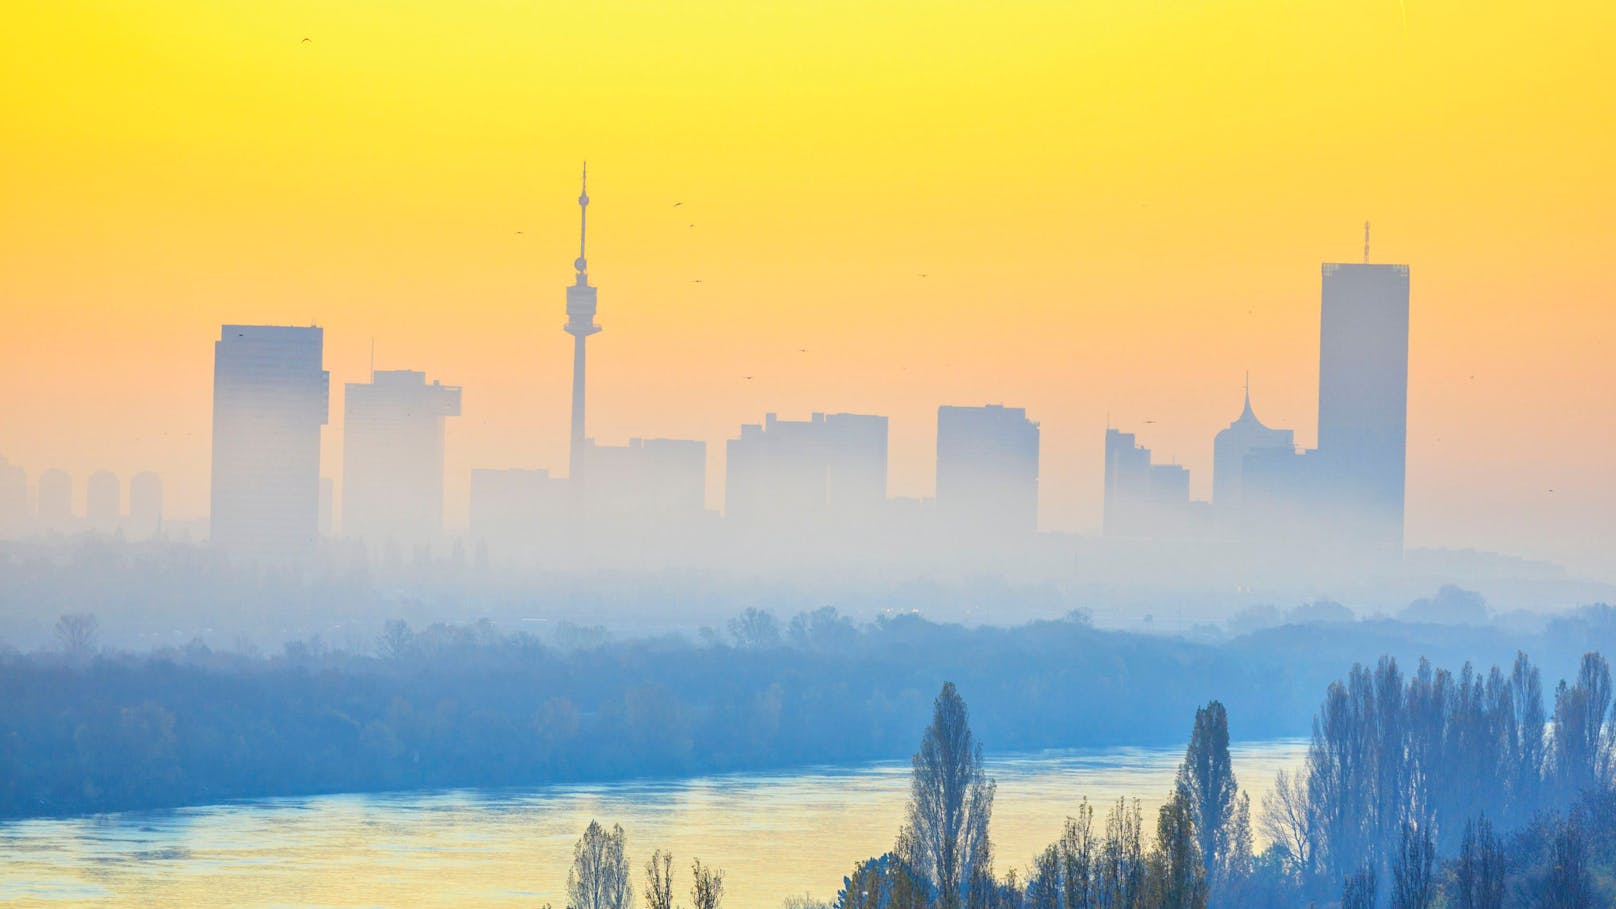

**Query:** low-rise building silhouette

left=128, top=471, right=163, bottom=541
left=936, top=404, right=1039, bottom=536
left=342, top=369, right=461, bottom=552
left=86, top=470, right=119, bottom=534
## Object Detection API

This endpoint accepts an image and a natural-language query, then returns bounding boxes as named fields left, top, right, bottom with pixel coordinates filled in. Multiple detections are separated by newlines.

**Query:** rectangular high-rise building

left=1104, top=427, right=1202, bottom=539
left=469, top=467, right=568, bottom=554
left=936, top=404, right=1039, bottom=535
left=342, top=370, right=461, bottom=551
left=210, top=325, right=329, bottom=558
left=1317, top=263, right=1410, bottom=550
left=724, top=412, right=888, bottom=527
left=575, top=437, right=707, bottom=522
left=1103, top=428, right=1152, bottom=537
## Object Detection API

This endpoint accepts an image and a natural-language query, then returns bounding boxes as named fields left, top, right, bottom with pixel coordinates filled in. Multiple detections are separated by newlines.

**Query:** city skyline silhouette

left=2, top=1, right=1612, bottom=579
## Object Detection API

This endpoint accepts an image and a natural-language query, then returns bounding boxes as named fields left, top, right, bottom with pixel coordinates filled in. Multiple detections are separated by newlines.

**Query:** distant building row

left=1104, top=261, right=1410, bottom=552
left=0, top=458, right=164, bottom=539
left=205, top=325, right=1043, bottom=562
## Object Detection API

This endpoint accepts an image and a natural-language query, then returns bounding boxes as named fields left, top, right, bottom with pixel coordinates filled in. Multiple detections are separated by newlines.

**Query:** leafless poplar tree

left=568, top=820, right=633, bottom=909
left=899, top=681, right=996, bottom=909
left=690, top=858, right=724, bottom=909
left=645, top=849, right=674, bottom=909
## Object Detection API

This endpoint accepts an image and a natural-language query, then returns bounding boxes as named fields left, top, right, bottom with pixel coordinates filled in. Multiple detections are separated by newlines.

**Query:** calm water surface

left=0, top=740, right=1305, bottom=909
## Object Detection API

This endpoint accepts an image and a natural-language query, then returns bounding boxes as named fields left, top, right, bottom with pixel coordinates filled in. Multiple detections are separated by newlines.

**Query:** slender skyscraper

left=1316, top=255, right=1410, bottom=551
left=210, top=324, right=329, bottom=558
left=564, top=164, right=600, bottom=476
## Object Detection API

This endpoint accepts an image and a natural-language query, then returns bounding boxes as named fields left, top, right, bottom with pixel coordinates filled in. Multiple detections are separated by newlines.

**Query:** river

left=0, top=740, right=1306, bottom=908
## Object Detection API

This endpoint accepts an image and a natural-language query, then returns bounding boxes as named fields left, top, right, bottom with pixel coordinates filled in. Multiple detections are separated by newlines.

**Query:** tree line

left=0, top=606, right=1353, bottom=818
left=863, top=658, right=1614, bottom=908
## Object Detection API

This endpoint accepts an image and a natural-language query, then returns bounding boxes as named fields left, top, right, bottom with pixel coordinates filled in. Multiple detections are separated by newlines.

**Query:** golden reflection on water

left=0, top=741, right=1305, bottom=909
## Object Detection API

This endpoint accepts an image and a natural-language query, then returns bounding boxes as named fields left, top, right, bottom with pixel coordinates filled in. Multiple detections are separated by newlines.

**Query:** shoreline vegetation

left=559, top=658, right=1616, bottom=909
left=3, top=604, right=1614, bottom=820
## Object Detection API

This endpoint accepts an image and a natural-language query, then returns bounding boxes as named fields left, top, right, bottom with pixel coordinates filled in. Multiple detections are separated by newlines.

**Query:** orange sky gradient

left=1, top=0, right=1612, bottom=577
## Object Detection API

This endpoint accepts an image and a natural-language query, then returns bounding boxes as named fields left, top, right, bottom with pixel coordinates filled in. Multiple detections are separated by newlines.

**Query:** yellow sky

left=1, top=0, right=1612, bottom=575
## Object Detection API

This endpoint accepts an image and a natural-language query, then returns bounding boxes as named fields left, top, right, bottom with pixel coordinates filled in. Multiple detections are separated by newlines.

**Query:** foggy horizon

left=4, top=3, right=1615, bottom=907
left=1, top=214, right=1610, bottom=581
left=4, top=4, right=1614, bottom=580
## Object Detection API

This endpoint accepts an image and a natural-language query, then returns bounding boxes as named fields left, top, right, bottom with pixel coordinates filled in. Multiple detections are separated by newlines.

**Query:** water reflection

left=0, top=740, right=1305, bottom=908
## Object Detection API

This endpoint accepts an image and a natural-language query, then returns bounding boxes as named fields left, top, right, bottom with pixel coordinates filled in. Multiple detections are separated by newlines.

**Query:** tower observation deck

left=564, top=164, right=599, bottom=476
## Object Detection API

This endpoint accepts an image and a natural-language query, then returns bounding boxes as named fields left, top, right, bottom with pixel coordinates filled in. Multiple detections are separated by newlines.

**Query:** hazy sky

left=2, top=1, right=1612, bottom=577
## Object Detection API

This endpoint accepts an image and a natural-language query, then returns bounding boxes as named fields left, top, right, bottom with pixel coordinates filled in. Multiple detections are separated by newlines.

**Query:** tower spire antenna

left=575, top=162, right=590, bottom=279
left=1363, top=220, right=1371, bottom=264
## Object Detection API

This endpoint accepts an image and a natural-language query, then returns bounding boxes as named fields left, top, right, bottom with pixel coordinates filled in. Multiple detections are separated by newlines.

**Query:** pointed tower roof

left=1238, top=371, right=1257, bottom=422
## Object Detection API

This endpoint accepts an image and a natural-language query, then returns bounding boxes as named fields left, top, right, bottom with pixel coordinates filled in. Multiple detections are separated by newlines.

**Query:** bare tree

left=1024, top=843, right=1061, bottom=909
left=690, top=859, right=725, bottom=909
left=54, top=613, right=99, bottom=660
left=1454, top=816, right=1505, bottom=909
left=1550, top=653, right=1612, bottom=803
left=1058, top=801, right=1097, bottom=909
left=1389, top=822, right=1434, bottom=909
left=899, top=682, right=996, bottom=909
left=645, top=849, right=674, bottom=909
left=1259, top=768, right=1313, bottom=878
left=377, top=619, right=414, bottom=662
left=1149, top=789, right=1207, bottom=909
left=1510, top=652, right=1547, bottom=823
left=727, top=608, right=780, bottom=649
left=568, top=821, right=633, bottom=909
left=1540, top=819, right=1593, bottom=909
left=1099, top=798, right=1146, bottom=909
left=1340, top=866, right=1375, bottom=909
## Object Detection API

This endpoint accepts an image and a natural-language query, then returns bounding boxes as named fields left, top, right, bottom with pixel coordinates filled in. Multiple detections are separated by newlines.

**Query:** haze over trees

left=815, top=654, right=1616, bottom=909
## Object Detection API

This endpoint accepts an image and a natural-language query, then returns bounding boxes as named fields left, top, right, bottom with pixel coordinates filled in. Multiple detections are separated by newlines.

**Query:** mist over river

left=1, top=740, right=1306, bottom=908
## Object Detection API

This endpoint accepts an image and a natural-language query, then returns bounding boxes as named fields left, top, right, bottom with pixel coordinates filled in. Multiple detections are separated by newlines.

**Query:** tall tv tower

left=564, top=163, right=600, bottom=477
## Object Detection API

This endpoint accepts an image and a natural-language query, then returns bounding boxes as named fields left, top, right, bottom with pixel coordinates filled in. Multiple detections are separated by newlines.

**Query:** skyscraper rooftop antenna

left=1363, top=220, right=1371, bottom=264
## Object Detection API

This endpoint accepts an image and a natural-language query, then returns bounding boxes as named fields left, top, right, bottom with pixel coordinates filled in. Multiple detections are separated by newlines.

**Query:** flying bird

left=798, top=348, right=808, bottom=353
left=918, top=273, right=928, bottom=278
left=673, top=202, right=683, bottom=207
left=691, top=279, right=703, bottom=283
left=742, top=376, right=753, bottom=381
left=1144, top=420, right=1156, bottom=424
left=301, top=37, right=312, bottom=43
